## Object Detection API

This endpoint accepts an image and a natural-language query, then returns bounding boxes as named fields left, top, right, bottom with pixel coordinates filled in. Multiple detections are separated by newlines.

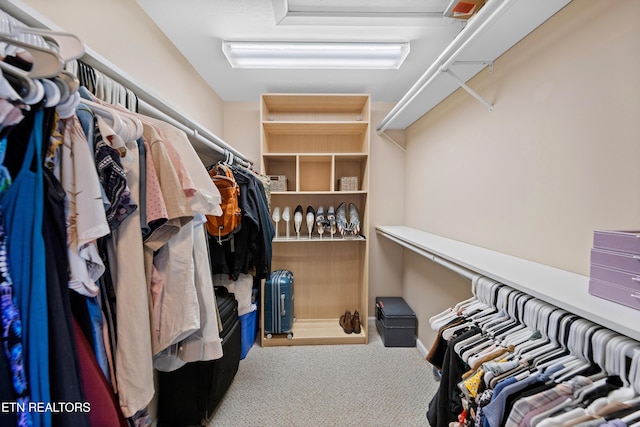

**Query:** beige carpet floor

left=207, top=320, right=438, bottom=427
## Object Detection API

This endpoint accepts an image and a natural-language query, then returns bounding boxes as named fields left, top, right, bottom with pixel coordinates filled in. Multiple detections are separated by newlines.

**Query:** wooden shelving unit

left=260, top=93, right=370, bottom=346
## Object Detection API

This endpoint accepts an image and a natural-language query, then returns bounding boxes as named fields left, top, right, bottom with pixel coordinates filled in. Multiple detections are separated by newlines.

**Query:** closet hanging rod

left=377, top=229, right=476, bottom=281
left=376, top=0, right=515, bottom=133
left=0, top=0, right=252, bottom=168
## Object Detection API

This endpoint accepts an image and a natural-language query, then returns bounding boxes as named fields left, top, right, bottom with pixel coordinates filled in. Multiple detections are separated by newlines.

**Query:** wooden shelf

left=262, top=121, right=368, bottom=134
left=269, top=191, right=367, bottom=195
left=376, top=225, right=640, bottom=341
left=261, top=93, right=370, bottom=347
left=262, top=93, right=369, bottom=119
left=273, top=235, right=366, bottom=243
left=261, top=319, right=367, bottom=347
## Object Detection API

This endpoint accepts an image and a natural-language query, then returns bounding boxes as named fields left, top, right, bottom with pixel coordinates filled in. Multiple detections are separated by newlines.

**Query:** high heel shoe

left=294, top=205, right=303, bottom=239
left=316, top=206, right=327, bottom=239
left=272, top=207, right=280, bottom=239
left=349, top=203, right=360, bottom=236
left=306, top=206, right=315, bottom=239
left=336, top=202, right=348, bottom=236
left=282, top=206, right=291, bottom=239
left=327, top=205, right=336, bottom=238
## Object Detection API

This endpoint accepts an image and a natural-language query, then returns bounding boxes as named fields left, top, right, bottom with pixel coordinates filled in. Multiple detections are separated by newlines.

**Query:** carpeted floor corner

left=208, top=320, right=439, bottom=426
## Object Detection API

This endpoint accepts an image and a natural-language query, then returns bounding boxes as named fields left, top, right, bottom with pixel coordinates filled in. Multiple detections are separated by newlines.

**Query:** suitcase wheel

left=286, top=333, right=293, bottom=340
left=266, top=333, right=273, bottom=339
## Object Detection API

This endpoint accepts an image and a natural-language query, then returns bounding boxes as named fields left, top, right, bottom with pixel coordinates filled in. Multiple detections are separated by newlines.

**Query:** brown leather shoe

left=352, top=310, right=361, bottom=334
left=339, top=310, right=353, bottom=334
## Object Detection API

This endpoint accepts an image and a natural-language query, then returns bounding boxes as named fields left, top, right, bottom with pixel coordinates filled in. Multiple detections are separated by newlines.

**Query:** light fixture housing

left=271, top=0, right=450, bottom=26
left=222, top=41, right=410, bottom=70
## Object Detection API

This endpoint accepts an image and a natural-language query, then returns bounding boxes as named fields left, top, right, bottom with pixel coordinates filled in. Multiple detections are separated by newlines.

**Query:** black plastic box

left=375, top=297, right=416, bottom=347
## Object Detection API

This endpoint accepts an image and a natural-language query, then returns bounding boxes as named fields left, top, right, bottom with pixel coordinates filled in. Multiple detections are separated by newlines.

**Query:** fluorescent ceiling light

left=222, top=41, right=410, bottom=70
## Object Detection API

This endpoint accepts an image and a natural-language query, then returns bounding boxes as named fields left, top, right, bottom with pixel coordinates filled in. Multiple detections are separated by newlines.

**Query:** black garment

left=209, top=166, right=274, bottom=280
left=42, top=165, right=91, bottom=427
left=426, top=317, right=465, bottom=370
left=427, top=326, right=481, bottom=427
left=97, top=236, right=118, bottom=364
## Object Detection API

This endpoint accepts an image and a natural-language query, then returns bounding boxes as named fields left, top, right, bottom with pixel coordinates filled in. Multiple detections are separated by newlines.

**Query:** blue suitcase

left=264, top=270, right=294, bottom=339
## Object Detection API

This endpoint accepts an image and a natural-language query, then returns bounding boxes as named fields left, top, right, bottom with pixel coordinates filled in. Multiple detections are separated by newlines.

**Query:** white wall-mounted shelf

left=376, top=225, right=640, bottom=341
left=377, top=0, right=573, bottom=131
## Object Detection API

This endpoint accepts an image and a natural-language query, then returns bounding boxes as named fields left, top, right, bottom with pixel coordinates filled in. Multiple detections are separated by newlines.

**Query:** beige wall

left=19, top=0, right=226, bottom=138
left=368, top=105, right=406, bottom=309
left=403, top=0, right=640, bottom=347
left=223, top=102, right=261, bottom=167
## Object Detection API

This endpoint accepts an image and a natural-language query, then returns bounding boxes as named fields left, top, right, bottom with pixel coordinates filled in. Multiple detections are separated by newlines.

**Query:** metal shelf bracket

left=441, top=62, right=494, bottom=111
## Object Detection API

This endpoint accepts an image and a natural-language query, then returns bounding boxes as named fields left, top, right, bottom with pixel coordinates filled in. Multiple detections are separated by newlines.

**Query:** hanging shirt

left=57, top=115, right=110, bottom=297
left=94, top=116, right=138, bottom=230
left=141, top=123, right=193, bottom=250
left=137, top=115, right=222, bottom=217
left=101, top=122, right=155, bottom=418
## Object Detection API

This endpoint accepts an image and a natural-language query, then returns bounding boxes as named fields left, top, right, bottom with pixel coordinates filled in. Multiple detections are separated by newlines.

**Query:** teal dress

left=1, top=110, right=50, bottom=427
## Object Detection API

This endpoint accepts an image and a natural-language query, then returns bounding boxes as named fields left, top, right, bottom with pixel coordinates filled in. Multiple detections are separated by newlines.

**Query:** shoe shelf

left=272, top=236, right=366, bottom=243
left=261, top=319, right=367, bottom=346
left=261, top=239, right=368, bottom=346
left=269, top=193, right=367, bottom=241
left=261, top=93, right=370, bottom=347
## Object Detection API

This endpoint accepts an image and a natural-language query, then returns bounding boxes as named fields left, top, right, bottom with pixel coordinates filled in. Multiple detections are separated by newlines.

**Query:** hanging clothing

left=138, top=115, right=222, bottom=217
left=98, top=118, right=155, bottom=418
left=209, top=165, right=274, bottom=280
left=0, top=211, right=31, bottom=427
left=2, top=109, right=51, bottom=427
left=56, top=114, right=110, bottom=298
left=72, top=318, right=128, bottom=427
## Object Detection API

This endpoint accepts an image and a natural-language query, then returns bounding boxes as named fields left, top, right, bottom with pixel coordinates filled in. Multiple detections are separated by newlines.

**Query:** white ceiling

left=135, top=0, right=466, bottom=103
left=135, top=0, right=573, bottom=129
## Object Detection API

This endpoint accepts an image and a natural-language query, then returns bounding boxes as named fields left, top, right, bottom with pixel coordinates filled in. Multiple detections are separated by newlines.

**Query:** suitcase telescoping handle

left=280, top=293, right=286, bottom=317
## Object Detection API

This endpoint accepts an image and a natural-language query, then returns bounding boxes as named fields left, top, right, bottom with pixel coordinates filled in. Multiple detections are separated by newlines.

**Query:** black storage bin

left=375, top=297, right=416, bottom=347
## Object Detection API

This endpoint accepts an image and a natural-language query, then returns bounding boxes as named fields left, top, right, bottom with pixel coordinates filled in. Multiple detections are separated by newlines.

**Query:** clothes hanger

left=429, top=293, right=480, bottom=328
left=0, top=35, right=64, bottom=79
left=0, top=67, right=24, bottom=101
left=105, top=102, right=145, bottom=141
left=551, top=319, right=598, bottom=382
left=519, top=311, right=571, bottom=366
left=501, top=299, right=550, bottom=349
left=81, top=93, right=144, bottom=142
left=56, top=91, right=80, bottom=119
left=0, top=60, right=39, bottom=102
left=40, top=77, right=60, bottom=108
left=8, top=23, right=85, bottom=62
left=79, top=97, right=124, bottom=133
left=0, top=11, right=84, bottom=62
left=605, top=335, right=634, bottom=381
